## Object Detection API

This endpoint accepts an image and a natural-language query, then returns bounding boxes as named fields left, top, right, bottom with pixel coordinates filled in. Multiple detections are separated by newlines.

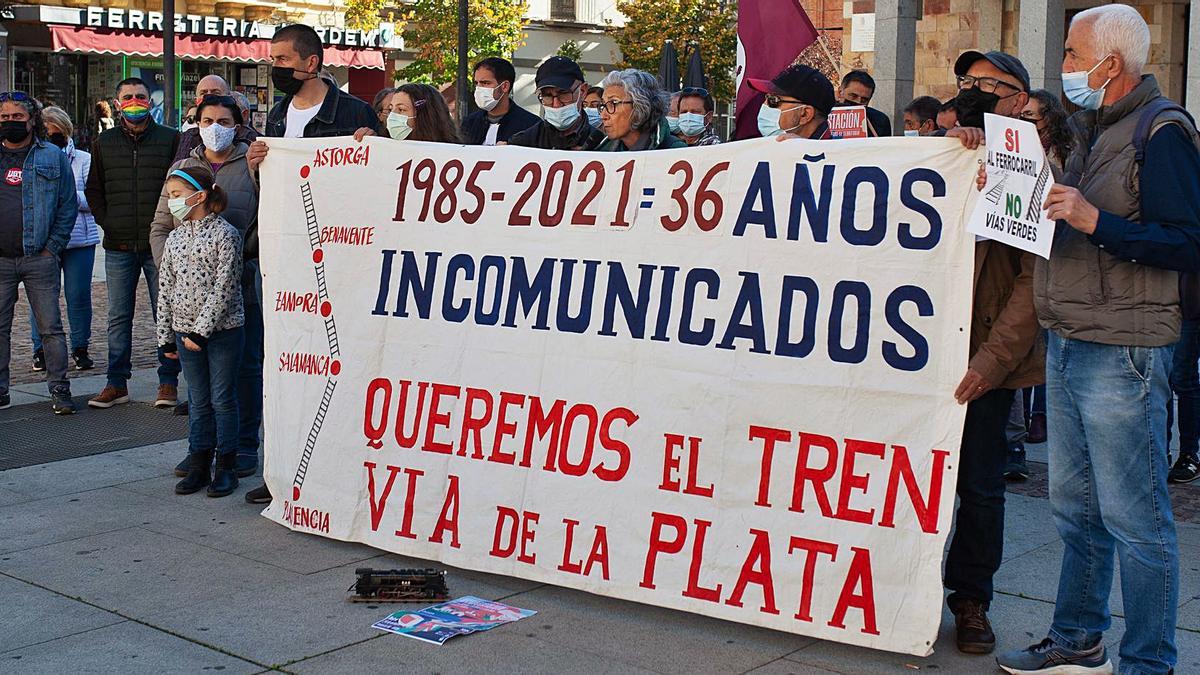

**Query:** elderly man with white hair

left=997, top=4, right=1200, bottom=675
left=173, top=74, right=258, bottom=162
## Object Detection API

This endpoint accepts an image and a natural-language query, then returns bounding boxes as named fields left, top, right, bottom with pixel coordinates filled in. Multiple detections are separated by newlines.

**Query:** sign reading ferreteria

left=13, top=5, right=402, bottom=49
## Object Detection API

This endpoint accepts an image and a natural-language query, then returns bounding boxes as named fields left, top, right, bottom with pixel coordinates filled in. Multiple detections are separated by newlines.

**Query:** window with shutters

left=550, top=0, right=576, bottom=21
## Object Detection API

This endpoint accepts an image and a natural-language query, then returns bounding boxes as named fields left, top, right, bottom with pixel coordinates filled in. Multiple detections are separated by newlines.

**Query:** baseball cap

left=954, top=51, right=1031, bottom=91
left=747, top=64, right=836, bottom=116
left=536, top=56, right=585, bottom=91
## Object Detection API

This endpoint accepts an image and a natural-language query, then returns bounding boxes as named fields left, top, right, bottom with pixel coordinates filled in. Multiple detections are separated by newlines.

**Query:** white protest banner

left=966, top=113, right=1056, bottom=258
left=827, top=106, right=868, bottom=139
left=258, top=136, right=979, bottom=656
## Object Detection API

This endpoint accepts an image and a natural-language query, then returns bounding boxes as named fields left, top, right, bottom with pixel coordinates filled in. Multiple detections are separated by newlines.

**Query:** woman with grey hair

left=596, top=69, right=686, bottom=151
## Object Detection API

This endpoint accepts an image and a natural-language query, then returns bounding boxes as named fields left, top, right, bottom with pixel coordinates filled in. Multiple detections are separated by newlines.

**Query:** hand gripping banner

left=258, top=136, right=980, bottom=655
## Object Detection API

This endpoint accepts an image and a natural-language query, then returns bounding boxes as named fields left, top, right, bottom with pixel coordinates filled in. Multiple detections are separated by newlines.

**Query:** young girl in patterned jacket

left=157, top=165, right=245, bottom=498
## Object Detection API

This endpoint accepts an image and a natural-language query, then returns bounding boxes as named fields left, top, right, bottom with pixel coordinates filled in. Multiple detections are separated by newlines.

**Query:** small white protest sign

left=966, top=113, right=1056, bottom=259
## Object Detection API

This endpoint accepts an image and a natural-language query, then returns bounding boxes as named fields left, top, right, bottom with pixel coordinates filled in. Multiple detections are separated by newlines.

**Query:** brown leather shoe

left=88, top=386, right=130, bottom=409
left=953, top=599, right=995, bottom=654
left=155, top=384, right=178, bottom=408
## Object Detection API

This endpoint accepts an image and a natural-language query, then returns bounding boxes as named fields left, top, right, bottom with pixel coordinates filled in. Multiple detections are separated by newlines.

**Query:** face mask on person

left=168, top=190, right=203, bottom=221
left=271, top=66, right=315, bottom=96
left=180, top=122, right=198, bottom=133
left=585, top=108, right=602, bottom=126
left=0, top=121, right=30, bottom=144
left=119, top=98, right=151, bottom=123
left=678, top=112, right=707, bottom=137
left=543, top=102, right=581, bottom=131
left=756, top=103, right=802, bottom=138
left=953, top=87, right=1000, bottom=128
left=474, top=85, right=504, bottom=113
left=48, top=132, right=70, bottom=148
left=1062, top=56, right=1113, bottom=111
left=199, top=123, right=237, bottom=152
left=665, top=115, right=680, bottom=133
left=387, top=112, right=414, bottom=140
left=904, top=129, right=920, bottom=137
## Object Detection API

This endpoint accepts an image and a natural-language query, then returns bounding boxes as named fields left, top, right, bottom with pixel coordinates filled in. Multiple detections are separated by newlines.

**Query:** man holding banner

left=934, top=50, right=1044, bottom=656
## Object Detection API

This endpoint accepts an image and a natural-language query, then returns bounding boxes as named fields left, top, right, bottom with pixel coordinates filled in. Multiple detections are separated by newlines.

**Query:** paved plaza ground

left=4, top=362, right=1200, bottom=674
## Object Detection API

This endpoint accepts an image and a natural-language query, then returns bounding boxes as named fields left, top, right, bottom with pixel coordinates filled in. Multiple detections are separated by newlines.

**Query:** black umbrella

left=683, top=43, right=707, bottom=91
left=657, top=40, right=680, bottom=93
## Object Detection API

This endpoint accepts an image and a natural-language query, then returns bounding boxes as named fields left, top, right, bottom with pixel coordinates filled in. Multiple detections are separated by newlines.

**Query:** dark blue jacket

left=21, top=137, right=78, bottom=257
left=266, top=78, right=380, bottom=139
left=461, top=105, right=540, bottom=145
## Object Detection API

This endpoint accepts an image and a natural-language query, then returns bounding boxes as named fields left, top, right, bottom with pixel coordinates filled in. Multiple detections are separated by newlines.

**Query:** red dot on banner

left=300, top=165, right=310, bottom=179
left=320, top=301, right=332, bottom=317
left=292, top=486, right=301, bottom=501
left=330, top=359, right=342, bottom=376
left=312, top=249, right=323, bottom=263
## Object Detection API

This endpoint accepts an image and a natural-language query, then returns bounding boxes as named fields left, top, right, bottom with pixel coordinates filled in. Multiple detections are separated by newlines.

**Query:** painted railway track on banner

left=291, top=179, right=342, bottom=501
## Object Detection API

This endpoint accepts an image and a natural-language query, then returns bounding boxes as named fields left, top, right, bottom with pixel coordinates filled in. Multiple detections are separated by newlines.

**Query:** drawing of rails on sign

left=1024, top=162, right=1051, bottom=222
left=984, top=171, right=1009, bottom=205
left=292, top=177, right=342, bottom=502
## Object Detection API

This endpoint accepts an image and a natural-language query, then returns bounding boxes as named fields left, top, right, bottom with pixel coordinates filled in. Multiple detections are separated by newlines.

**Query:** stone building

left=809, top=0, right=1199, bottom=128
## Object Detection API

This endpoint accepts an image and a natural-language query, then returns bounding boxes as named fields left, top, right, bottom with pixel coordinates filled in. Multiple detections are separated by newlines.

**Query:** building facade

left=2, top=1, right=402, bottom=137
left=825, top=0, right=1198, bottom=128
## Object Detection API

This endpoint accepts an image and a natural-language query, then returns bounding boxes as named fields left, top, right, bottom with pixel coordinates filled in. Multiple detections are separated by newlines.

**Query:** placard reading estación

left=257, top=136, right=980, bottom=656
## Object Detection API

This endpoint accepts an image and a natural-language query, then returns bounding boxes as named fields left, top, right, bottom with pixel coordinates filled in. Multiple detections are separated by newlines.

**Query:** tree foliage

left=608, top=0, right=738, bottom=100
left=398, top=0, right=529, bottom=85
left=343, top=0, right=391, bottom=31
left=556, top=40, right=584, bottom=62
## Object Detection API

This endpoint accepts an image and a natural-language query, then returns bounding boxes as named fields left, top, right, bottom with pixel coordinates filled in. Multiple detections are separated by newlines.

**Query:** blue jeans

left=237, top=261, right=264, bottom=460
left=104, top=250, right=180, bottom=389
left=1046, top=332, right=1177, bottom=674
left=1168, top=318, right=1200, bottom=458
left=178, top=326, right=244, bottom=456
left=0, top=254, right=69, bottom=394
left=31, top=245, right=95, bottom=352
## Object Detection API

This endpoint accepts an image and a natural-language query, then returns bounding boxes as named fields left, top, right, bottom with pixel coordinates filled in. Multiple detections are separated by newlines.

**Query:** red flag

left=734, top=0, right=819, bottom=140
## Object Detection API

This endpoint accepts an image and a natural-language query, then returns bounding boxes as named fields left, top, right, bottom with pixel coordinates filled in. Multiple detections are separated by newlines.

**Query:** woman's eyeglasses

left=600, top=99, right=633, bottom=114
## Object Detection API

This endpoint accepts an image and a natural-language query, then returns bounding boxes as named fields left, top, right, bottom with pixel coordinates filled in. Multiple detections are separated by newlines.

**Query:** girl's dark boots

left=176, top=451, right=213, bottom=494
left=208, top=452, right=239, bottom=498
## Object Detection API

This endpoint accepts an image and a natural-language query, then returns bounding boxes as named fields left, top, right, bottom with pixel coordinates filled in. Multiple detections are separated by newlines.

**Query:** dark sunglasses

left=0, top=91, right=31, bottom=103
left=679, top=87, right=709, bottom=98
left=764, top=94, right=807, bottom=109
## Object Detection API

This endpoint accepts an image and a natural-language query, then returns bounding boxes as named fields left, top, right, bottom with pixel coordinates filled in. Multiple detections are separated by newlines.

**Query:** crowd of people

left=1, top=6, right=1199, bottom=673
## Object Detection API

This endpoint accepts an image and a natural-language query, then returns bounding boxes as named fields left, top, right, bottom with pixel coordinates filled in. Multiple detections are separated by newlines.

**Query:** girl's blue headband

left=169, top=170, right=204, bottom=192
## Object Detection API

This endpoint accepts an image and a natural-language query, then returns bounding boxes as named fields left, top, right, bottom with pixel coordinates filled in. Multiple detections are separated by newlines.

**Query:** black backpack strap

left=1133, top=98, right=1196, bottom=166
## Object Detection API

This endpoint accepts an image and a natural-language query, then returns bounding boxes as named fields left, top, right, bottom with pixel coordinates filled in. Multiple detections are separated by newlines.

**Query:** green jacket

left=597, top=117, right=687, bottom=151
left=85, top=120, right=180, bottom=252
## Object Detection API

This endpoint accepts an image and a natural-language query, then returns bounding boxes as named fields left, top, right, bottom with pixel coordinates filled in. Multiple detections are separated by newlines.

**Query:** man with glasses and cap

left=507, top=56, right=606, bottom=151
left=675, top=87, right=721, bottom=146
left=746, top=64, right=835, bottom=140
left=935, top=49, right=1045, bottom=657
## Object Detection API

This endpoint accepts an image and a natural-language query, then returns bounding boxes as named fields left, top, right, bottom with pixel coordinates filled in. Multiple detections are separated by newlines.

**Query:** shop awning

left=49, top=25, right=385, bottom=69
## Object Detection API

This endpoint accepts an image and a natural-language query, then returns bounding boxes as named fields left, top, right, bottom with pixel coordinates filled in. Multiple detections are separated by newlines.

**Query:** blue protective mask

left=1062, top=56, right=1112, bottom=111
left=543, top=102, right=581, bottom=131
left=665, top=115, right=680, bottom=133
left=756, top=103, right=803, bottom=138
left=585, top=108, right=601, bottom=127
left=904, top=129, right=920, bottom=137
left=387, top=112, right=413, bottom=140
left=678, top=112, right=707, bottom=137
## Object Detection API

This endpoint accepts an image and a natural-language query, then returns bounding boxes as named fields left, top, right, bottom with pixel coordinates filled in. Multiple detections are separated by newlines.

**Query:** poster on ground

left=258, top=135, right=981, bottom=656
left=372, top=596, right=536, bottom=645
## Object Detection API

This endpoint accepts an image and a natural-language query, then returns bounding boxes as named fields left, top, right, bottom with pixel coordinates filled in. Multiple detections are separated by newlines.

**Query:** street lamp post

left=163, top=0, right=176, bottom=127
left=456, top=0, right=468, bottom=124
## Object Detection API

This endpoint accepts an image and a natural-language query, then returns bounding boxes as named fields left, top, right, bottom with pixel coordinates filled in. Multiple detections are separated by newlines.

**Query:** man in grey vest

left=997, top=6, right=1200, bottom=675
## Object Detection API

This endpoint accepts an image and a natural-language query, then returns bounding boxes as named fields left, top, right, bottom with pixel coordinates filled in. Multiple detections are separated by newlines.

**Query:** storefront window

left=13, top=51, right=89, bottom=138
